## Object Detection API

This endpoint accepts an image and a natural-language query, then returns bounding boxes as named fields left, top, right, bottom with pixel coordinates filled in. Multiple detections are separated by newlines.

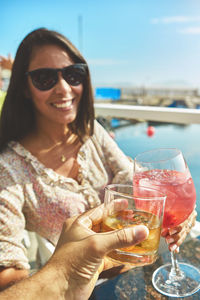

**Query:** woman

left=0, top=28, right=196, bottom=289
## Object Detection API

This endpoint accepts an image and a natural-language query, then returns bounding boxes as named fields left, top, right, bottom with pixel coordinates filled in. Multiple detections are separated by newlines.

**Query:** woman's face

left=27, top=44, right=83, bottom=128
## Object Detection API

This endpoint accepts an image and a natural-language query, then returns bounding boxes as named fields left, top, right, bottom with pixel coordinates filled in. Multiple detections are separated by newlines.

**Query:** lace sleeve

left=0, top=162, right=29, bottom=269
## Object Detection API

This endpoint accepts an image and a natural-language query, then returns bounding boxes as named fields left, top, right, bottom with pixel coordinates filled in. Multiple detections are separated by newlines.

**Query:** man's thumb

left=101, top=225, right=149, bottom=253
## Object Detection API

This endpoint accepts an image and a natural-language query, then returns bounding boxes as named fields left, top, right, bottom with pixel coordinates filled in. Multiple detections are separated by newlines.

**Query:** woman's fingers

left=165, top=209, right=197, bottom=251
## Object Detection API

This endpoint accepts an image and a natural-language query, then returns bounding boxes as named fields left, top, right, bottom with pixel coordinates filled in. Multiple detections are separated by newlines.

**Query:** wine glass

left=133, top=148, right=200, bottom=297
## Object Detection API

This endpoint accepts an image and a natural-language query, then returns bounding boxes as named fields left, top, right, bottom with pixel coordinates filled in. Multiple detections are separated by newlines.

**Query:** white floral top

left=0, top=121, right=133, bottom=269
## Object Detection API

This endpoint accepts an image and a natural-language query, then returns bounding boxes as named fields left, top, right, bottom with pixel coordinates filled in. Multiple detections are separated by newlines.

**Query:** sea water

left=115, top=122, right=200, bottom=221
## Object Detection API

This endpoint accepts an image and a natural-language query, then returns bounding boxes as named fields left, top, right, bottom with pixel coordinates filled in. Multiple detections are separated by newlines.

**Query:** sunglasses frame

left=25, top=63, right=88, bottom=91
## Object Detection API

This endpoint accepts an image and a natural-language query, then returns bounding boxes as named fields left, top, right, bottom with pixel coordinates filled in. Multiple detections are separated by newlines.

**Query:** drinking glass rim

left=134, top=148, right=182, bottom=164
left=105, top=184, right=166, bottom=201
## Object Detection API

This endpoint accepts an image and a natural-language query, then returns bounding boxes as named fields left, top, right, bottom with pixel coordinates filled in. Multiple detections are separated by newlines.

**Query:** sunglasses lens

left=63, top=65, right=87, bottom=86
left=30, top=69, right=57, bottom=91
left=28, top=64, right=87, bottom=90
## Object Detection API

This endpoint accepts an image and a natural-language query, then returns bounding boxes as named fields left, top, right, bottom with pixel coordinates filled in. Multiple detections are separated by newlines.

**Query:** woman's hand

left=161, top=209, right=197, bottom=252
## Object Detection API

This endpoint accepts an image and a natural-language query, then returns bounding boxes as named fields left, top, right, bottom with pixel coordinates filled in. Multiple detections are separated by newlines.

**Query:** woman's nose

left=55, top=72, right=72, bottom=93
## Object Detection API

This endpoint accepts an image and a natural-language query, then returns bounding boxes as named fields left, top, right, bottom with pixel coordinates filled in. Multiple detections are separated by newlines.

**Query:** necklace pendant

left=61, top=155, right=66, bottom=162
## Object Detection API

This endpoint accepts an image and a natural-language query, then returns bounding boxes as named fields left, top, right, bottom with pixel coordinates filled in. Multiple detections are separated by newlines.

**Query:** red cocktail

left=133, top=169, right=196, bottom=229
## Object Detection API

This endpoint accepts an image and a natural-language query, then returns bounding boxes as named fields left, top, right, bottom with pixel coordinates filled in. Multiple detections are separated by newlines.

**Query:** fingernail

left=170, top=244, right=177, bottom=251
left=134, top=225, right=149, bottom=240
left=167, top=238, right=174, bottom=244
left=175, top=247, right=180, bottom=253
left=169, top=229, right=178, bottom=235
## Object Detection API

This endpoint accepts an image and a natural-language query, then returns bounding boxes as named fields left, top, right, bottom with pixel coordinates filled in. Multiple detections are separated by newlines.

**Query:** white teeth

left=52, top=101, right=72, bottom=108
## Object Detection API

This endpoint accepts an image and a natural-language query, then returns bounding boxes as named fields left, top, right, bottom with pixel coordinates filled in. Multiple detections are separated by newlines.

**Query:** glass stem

left=169, top=251, right=185, bottom=282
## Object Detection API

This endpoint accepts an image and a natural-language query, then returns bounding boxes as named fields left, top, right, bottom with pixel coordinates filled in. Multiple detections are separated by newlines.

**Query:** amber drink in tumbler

left=102, top=184, right=165, bottom=266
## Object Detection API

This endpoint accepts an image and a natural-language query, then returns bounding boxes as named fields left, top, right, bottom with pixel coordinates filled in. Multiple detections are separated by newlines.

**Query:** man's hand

left=49, top=205, right=149, bottom=300
left=0, top=206, right=149, bottom=300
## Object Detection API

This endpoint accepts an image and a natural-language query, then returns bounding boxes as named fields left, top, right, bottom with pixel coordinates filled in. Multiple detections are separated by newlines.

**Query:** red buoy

left=147, top=126, right=155, bottom=137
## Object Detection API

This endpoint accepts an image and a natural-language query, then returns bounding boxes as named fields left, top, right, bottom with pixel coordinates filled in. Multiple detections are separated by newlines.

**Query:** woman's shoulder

left=0, top=143, right=16, bottom=162
left=0, top=142, right=27, bottom=179
left=94, top=119, right=104, bottom=131
left=93, top=119, right=112, bottom=138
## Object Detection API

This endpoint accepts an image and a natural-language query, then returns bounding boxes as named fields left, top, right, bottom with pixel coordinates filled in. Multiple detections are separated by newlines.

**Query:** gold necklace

left=61, top=155, right=66, bottom=162
left=60, top=136, right=80, bottom=163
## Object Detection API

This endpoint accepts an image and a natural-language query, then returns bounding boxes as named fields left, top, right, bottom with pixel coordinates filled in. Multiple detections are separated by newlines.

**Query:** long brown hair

left=0, top=28, right=95, bottom=151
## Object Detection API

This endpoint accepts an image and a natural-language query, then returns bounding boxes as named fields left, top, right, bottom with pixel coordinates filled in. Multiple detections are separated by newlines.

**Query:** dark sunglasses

left=26, top=63, right=88, bottom=91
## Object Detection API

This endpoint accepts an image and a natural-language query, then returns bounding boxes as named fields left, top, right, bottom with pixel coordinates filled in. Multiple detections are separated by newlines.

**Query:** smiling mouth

left=51, top=100, right=73, bottom=109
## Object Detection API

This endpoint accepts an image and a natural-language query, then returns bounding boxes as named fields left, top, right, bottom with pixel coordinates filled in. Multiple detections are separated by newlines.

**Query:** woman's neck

left=19, top=121, right=82, bottom=179
left=32, top=113, right=77, bottom=144
left=20, top=123, right=79, bottom=152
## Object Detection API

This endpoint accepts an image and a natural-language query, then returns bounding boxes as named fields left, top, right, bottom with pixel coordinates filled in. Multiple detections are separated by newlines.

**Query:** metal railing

left=94, top=103, right=200, bottom=125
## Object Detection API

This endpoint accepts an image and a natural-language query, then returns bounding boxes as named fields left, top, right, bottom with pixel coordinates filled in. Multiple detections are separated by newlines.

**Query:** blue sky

left=1, top=0, right=200, bottom=87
